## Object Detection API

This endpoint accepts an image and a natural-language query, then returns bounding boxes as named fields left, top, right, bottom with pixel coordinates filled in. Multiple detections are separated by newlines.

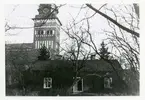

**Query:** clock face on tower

left=43, top=7, right=50, bottom=14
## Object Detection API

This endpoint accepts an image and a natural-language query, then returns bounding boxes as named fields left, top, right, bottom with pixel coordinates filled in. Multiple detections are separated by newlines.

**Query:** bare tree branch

left=86, top=4, right=139, bottom=37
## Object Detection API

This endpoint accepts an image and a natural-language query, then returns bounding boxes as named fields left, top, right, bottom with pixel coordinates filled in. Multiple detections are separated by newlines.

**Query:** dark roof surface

left=5, top=46, right=39, bottom=65
left=32, top=60, right=122, bottom=72
left=5, top=44, right=122, bottom=72
left=5, top=43, right=33, bottom=50
left=84, top=60, right=122, bottom=71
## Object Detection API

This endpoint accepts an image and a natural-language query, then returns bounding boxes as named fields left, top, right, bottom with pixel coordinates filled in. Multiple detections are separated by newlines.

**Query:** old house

left=19, top=59, right=124, bottom=95
left=5, top=4, right=128, bottom=96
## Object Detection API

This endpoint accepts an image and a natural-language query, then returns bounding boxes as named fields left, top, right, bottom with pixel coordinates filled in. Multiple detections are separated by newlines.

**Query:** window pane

left=104, top=77, right=112, bottom=88
left=38, top=30, right=41, bottom=35
left=41, top=30, right=43, bottom=35
left=44, top=77, right=52, bottom=88
left=50, top=30, right=52, bottom=36
left=48, top=78, right=51, bottom=81
left=47, top=30, right=49, bottom=35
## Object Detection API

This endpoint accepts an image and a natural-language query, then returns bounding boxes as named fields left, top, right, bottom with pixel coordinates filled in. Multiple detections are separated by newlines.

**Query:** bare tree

left=67, top=4, right=139, bottom=93
left=86, top=4, right=139, bottom=37
left=102, top=4, right=139, bottom=93
left=5, top=5, right=20, bottom=35
left=5, top=4, right=139, bottom=95
left=60, top=17, right=108, bottom=94
left=61, top=4, right=140, bottom=94
left=5, top=4, right=65, bottom=36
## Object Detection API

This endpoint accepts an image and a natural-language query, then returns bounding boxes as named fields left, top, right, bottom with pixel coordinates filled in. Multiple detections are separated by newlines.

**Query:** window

left=104, top=77, right=112, bottom=88
left=35, top=41, right=37, bottom=49
left=38, top=30, right=40, bottom=35
left=50, top=30, right=53, bottom=36
left=47, top=30, right=49, bottom=35
left=46, top=30, right=54, bottom=36
left=41, top=30, right=43, bottom=35
left=73, top=77, right=83, bottom=93
left=43, top=77, right=52, bottom=89
left=56, top=43, right=58, bottom=49
left=38, top=30, right=43, bottom=35
left=51, top=41, right=53, bottom=48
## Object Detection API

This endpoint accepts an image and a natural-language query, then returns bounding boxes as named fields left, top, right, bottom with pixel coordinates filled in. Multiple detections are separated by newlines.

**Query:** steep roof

left=31, top=60, right=122, bottom=72
left=83, top=60, right=122, bottom=71
left=5, top=44, right=39, bottom=65
left=5, top=43, right=122, bottom=72
left=5, top=43, right=33, bottom=50
left=31, top=60, right=71, bottom=70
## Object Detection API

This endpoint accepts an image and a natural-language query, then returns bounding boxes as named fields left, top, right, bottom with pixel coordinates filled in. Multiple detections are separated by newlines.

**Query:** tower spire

left=34, top=4, right=58, bottom=19
left=33, top=4, right=61, bottom=59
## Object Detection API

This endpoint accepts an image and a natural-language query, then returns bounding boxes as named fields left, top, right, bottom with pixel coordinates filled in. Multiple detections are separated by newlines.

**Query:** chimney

left=90, top=54, right=96, bottom=60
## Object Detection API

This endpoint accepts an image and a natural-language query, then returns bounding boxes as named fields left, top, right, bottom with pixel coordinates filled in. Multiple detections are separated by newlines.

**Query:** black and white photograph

left=4, top=2, right=140, bottom=96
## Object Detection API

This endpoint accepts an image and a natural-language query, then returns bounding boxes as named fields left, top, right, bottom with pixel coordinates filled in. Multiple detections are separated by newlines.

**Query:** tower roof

left=32, top=4, right=62, bottom=26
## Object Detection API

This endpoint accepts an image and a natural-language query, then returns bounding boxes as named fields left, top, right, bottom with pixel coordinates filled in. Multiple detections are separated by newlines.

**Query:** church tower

left=32, top=4, right=62, bottom=57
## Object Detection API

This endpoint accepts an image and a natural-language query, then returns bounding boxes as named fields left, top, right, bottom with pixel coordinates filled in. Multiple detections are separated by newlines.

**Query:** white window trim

left=73, top=77, right=83, bottom=93
left=43, top=77, right=52, bottom=89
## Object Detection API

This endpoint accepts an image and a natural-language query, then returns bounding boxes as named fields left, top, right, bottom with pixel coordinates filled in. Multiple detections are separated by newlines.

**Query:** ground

left=6, top=87, right=139, bottom=96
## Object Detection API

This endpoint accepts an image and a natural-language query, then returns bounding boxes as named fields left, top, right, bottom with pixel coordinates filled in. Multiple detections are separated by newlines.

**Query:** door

left=77, top=79, right=82, bottom=91
left=73, top=77, right=83, bottom=92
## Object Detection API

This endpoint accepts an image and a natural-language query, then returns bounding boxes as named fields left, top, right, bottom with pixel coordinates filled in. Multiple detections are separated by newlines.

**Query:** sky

left=2, top=0, right=145, bottom=99
left=4, top=3, right=139, bottom=57
left=4, top=4, right=112, bottom=47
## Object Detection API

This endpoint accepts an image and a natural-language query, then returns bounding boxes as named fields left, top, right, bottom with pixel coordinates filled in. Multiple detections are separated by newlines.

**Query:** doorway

left=73, top=77, right=83, bottom=92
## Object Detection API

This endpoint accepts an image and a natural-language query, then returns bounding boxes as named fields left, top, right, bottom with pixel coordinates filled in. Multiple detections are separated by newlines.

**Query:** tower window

left=47, top=30, right=49, bottom=35
left=51, top=41, right=53, bottom=48
left=46, top=30, right=54, bottom=36
left=38, top=30, right=41, bottom=35
left=37, top=30, right=43, bottom=35
left=50, top=30, right=53, bottom=36
left=41, top=30, right=43, bottom=35
left=56, top=43, right=59, bottom=49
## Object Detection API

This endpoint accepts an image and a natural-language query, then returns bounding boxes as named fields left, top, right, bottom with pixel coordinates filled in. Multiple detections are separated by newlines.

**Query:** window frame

left=104, top=77, right=112, bottom=89
left=37, top=30, right=41, bottom=35
left=50, top=30, right=53, bottom=36
left=73, top=77, right=83, bottom=93
left=41, top=30, right=44, bottom=35
left=43, top=77, right=52, bottom=89
left=46, top=30, right=50, bottom=35
left=46, top=30, right=54, bottom=36
left=37, top=30, right=43, bottom=35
